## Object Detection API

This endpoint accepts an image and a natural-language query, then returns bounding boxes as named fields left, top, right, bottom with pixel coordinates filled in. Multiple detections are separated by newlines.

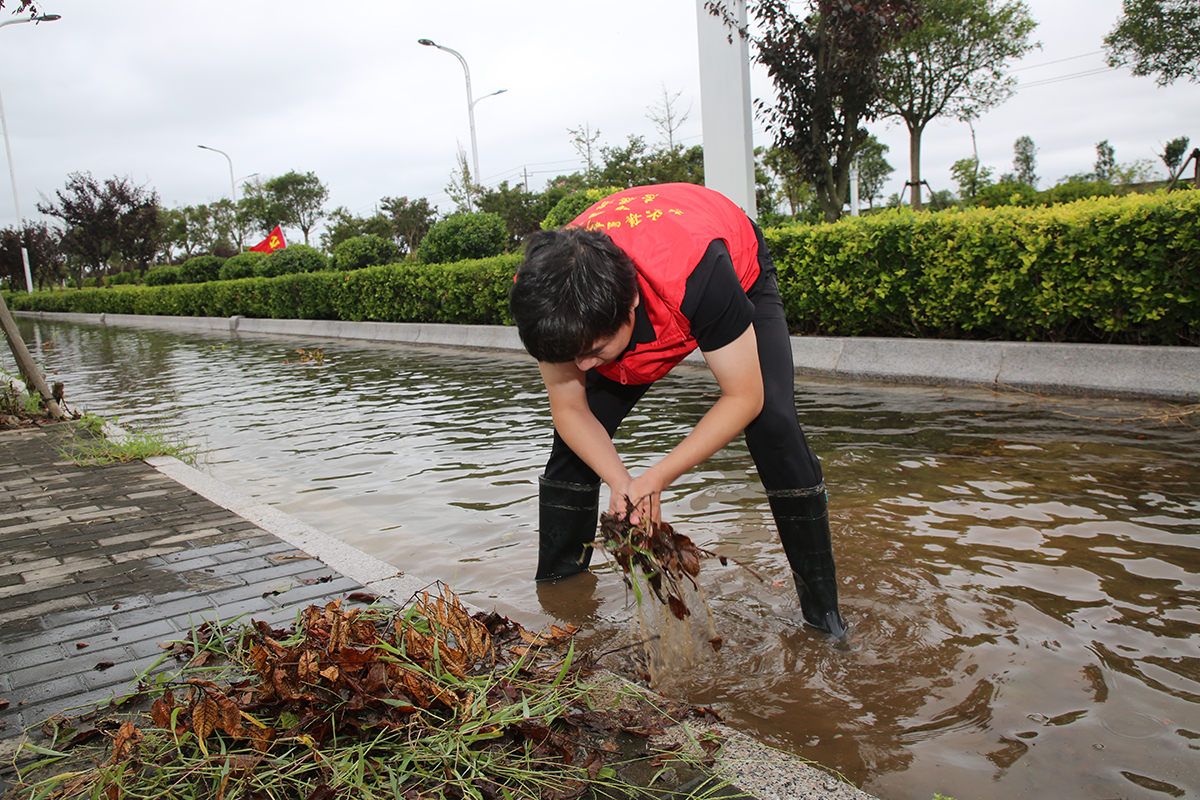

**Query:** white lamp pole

left=1, top=13, right=61, bottom=293
left=418, top=38, right=505, bottom=208
left=197, top=144, right=242, bottom=252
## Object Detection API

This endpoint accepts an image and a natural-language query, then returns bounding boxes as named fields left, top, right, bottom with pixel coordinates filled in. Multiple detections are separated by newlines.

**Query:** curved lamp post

left=417, top=38, right=506, bottom=208
left=1, top=13, right=62, bottom=293
left=197, top=145, right=243, bottom=252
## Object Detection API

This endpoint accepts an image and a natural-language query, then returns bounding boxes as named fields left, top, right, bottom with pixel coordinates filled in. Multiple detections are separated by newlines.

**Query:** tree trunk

left=908, top=121, right=924, bottom=210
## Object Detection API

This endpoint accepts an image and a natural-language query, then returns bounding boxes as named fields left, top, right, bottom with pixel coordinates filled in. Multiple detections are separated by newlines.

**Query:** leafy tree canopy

left=877, top=0, right=1037, bottom=208
left=36, top=172, right=161, bottom=275
left=1104, top=0, right=1200, bottom=85
left=709, top=0, right=920, bottom=222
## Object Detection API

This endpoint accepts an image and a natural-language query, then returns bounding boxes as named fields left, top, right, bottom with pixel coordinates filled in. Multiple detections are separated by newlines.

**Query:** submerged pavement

left=0, top=423, right=876, bottom=800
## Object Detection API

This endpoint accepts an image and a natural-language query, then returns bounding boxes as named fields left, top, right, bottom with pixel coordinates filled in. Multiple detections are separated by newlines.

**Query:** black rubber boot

left=767, top=486, right=848, bottom=639
left=535, top=477, right=601, bottom=582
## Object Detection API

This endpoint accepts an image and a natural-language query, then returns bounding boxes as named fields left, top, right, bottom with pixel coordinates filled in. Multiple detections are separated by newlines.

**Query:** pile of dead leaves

left=13, top=584, right=724, bottom=800
left=596, top=510, right=726, bottom=621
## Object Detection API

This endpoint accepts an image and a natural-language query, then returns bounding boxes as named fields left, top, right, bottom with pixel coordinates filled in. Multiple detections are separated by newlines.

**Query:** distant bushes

left=334, top=234, right=401, bottom=271
left=178, top=255, right=225, bottom=284
left=417, top=212, right=507, bottom=264
left=259, top=244, right=328, bottom=278
left=219, top=252, right=267, bottom=281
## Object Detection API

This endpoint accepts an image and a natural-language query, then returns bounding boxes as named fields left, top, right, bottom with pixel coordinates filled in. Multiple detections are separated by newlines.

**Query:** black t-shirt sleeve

left=680, top=240, right=756, bottom=352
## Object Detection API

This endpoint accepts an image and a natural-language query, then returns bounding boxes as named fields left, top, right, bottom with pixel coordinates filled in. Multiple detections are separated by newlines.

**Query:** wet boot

left=767, top=486, right=848, bottom=639
left=535, top=477, right=601, bottom=582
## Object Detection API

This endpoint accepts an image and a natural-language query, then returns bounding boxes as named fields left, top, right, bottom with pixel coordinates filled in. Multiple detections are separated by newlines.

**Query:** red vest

left=571, top=183, right=760, bottom=385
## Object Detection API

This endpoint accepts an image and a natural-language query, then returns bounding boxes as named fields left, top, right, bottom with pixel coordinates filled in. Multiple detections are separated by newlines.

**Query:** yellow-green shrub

left=768, top=190, right=1199, bottom=345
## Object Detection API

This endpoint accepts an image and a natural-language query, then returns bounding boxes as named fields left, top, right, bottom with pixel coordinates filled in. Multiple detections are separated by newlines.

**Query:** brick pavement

left=0, top=423, right=367, bottom=755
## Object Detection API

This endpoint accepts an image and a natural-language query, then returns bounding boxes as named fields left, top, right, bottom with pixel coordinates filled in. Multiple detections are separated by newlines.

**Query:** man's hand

left=609, top=473, right=664, bottom=525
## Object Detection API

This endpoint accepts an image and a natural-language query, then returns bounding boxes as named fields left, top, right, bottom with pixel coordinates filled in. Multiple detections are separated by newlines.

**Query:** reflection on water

left=12, top=318, right=1200, bottom=800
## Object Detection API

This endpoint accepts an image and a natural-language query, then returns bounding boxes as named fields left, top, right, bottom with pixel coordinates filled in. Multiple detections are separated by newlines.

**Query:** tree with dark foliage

left=36, top=172, right=162, bottom=277
left=707, top=0, right=919, bottom=222
left=0, top=222, right=63, bottom=290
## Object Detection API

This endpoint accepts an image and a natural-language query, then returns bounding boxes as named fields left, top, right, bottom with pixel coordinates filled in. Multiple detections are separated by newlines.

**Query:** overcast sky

left=1, top=0, right=1195, bottom=239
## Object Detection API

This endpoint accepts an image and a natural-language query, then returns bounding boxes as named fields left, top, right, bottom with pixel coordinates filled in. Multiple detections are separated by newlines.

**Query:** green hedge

left=10, top=192, right=1199, bottom=345
left=767, top=190, right=1199, bottom=345
left=12, top=255, right=522, bottom=326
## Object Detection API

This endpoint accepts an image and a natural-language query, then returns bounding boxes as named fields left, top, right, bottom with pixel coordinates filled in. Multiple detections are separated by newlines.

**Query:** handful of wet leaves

left=597, top=509, right=726, bottom=621
left=11, top=584, right=725, bottom=800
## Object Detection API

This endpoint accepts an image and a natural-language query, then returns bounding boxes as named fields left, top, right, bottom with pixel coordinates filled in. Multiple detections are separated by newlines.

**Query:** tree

left=646, top=85, right=692, bottom=152
left=37, top=172, right=162, bottom=276
left=1095, top=140, right=1117, bottom=182
left=380, top=196, right=438, bottom=256
left=855, top=134, right=894, bottom=209
left=1, top=222, right=63, bottom=290
left=320, top=207, right=394, bottom=253
left=446, top=145, right=482, bottom=213
left=760, top=146, right=815, bottom=218
left=597, top=135, right=704, bottom=188
left=1012, top=135, right=1039, bottom=186
left=950, top=155, right=994, bottom=200
left=567, top=123, right=602, bottom=182
left=476, top=181, right=564, bottom=249
left=709, top=0, right=920, bottom=222
left=264, top=171, right=328, bottom=246
left=1161, top=136, right=1191, bottom=178
left=877, top=0, right=1037, bottom=209
left=239, top=176, right=281, bottom=238
left=1104, top=0, right=1200, bottom=85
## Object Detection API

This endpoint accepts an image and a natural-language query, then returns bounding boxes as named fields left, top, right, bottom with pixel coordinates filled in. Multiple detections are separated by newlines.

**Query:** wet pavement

left=0, top=423, right=365, bottom=754
left=0, top=421, right=877, bottom=800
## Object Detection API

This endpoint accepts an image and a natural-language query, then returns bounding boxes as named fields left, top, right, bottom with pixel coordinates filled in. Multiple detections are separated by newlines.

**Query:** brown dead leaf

left=298, top=650, right=320, bottom=685
left=217, top=694, right=244, bottom=738
left=109, top=720, right=141, bottom=764
left=192, top=693, right=220, bottom=741
left=519, top=629, right=552, bottom=647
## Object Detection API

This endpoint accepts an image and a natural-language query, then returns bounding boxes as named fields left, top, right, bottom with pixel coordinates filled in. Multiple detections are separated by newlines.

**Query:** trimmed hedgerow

left=14, top=255, right=522, bottom=326
left=11, top=191, right=1199, bottom=346
left=767, top=189, right=1200, bottom=345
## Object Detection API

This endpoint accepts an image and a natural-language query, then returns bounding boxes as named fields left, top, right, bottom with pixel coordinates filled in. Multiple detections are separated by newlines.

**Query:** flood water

left=11, top=317, right=1200, bottom=800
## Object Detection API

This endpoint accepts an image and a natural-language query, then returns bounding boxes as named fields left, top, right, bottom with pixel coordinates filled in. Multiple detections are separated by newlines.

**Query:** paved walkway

left=0, top=423, right=368, bottom=750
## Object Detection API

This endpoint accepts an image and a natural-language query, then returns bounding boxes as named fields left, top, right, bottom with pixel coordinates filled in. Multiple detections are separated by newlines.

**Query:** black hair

left=509, top=227, right=639, bottom=363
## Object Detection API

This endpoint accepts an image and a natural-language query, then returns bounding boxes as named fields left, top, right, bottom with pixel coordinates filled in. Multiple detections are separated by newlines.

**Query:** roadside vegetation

left=6, top=587, right=742, bottom=799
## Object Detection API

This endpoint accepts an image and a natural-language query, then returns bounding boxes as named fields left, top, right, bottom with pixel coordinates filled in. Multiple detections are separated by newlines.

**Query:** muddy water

left=13, top=318, right=1200, bottom=800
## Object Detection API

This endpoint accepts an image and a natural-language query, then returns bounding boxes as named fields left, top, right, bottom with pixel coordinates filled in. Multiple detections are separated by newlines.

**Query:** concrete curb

left=17, top=310, right=1199, bottom=402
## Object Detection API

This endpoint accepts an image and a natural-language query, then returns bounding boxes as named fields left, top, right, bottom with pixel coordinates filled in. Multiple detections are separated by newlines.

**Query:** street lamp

left=197, top=144, right=237, bottom=204
left=1, top=13, right=61, bottom=293
left=417, top=38, right=506, bottom=207
left=197, top=145, right=242, bottom=252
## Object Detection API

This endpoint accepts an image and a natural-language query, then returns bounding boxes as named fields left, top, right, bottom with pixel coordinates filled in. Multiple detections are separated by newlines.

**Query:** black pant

left=543, top=263, right=823, bottom=494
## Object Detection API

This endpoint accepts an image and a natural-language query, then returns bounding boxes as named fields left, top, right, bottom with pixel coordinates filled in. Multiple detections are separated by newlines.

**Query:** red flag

left=249, top=225, right=287, bottom=253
